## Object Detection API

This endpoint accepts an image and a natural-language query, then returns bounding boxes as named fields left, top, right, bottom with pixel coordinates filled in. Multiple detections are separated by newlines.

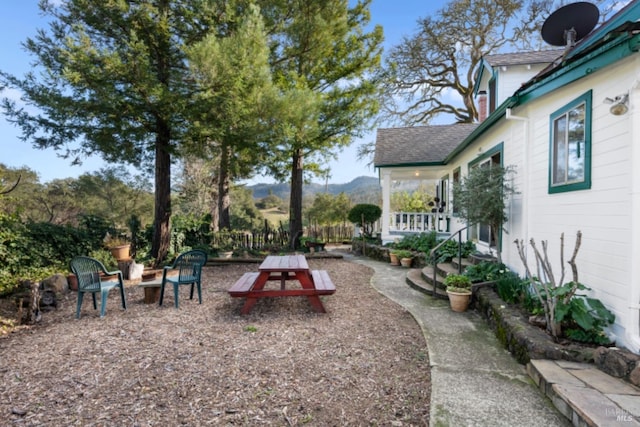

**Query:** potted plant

left=388, top=249, right=400, bottom=266
left=104, top=233, right=131, bottom=261
left=393, top=250, right=414, bottom=267
left=444, top=273, right=472, bottom=312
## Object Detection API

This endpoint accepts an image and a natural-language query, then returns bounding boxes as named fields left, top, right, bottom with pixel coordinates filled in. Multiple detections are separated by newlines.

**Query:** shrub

left=464, top=261, right=507, bottom=283
left=347, top=204, right=382, bottom=237
left=493, top=269, right=526, bottom=303
left=393, top=232, right=438, bottom=253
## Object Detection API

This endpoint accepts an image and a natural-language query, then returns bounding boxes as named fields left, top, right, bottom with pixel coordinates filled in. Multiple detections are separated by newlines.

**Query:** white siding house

left=374, top=0, right=640, bottom=352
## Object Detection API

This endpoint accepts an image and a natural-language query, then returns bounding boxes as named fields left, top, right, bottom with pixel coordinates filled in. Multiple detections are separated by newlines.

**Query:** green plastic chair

left=159, top=249, right=208, bottom=308
left=69, top=256, right=127, bottom=319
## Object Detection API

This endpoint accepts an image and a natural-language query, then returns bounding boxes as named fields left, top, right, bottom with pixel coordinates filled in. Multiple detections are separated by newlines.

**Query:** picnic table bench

left=228, top=255, right=335, bottom=314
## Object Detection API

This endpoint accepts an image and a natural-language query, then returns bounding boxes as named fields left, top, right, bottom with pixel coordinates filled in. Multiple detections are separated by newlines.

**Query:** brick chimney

left=477, top=90, right=487, bottom=123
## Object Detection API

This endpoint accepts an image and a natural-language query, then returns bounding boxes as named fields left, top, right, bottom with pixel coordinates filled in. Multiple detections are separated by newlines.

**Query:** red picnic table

left=228, top=255, right=336, bottom=315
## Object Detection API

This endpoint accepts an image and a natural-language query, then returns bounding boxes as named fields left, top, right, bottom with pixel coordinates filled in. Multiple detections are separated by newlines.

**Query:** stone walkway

left=528, top=360, right=640, bottom=426
left=342, top=252, right=640, bottom=426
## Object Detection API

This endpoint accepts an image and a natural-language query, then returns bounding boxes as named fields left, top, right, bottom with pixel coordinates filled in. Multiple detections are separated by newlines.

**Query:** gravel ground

left=0, top=257, right=430, bottom=426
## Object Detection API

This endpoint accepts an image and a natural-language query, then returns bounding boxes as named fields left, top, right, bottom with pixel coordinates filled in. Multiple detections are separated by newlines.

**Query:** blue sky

left=0, top=1, right=448, bottom=185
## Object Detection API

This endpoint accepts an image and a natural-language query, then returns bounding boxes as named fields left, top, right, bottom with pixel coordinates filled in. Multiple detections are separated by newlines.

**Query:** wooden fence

left=208, top=222, right=354, bottom=251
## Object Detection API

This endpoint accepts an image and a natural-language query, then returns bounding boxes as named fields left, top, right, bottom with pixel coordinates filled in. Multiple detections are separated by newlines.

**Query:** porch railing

left=390, top=212, right=451, bottom=233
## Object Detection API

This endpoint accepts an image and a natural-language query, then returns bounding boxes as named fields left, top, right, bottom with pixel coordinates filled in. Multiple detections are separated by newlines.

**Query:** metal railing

left=428, top=225, right=472, bottom=297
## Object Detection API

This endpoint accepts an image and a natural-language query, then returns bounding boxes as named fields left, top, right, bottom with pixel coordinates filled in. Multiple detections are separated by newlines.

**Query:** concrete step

left=406, top=268, right=448, bottom=299
left=528, top=359, right=640, bottom=426
left=450, top=256, right=473, bottom=272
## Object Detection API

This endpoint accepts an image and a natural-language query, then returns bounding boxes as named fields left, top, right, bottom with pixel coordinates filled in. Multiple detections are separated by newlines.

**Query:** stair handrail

left=429, top=225, right=472, bottom=297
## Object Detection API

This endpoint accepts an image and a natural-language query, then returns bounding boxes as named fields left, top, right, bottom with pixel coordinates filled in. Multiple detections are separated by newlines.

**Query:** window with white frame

left=549, top=91, right=592, bottom=193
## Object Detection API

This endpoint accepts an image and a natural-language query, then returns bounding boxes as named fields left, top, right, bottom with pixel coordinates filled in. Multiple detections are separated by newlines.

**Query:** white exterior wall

left=496, top=64, right=550, bottom=106
left=497, top=55, right=640, bottom=350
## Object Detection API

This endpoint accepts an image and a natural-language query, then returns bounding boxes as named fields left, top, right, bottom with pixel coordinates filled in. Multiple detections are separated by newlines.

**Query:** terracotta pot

left=67, top=274, right=78, bottom=291
left=109, top=244, right=131, bottom=261
left=446, top=289, right=472, bottom=312
left=400, top=257, right=413, bottom=267
left=389, top=253, right=400, bottom=266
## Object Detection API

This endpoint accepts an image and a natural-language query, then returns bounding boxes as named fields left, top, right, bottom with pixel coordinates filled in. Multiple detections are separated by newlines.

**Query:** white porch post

left=381, top=169, right=392, bottom=243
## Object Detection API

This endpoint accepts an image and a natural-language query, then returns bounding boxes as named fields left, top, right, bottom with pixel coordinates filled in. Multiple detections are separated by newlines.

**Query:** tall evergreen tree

left=187, top=4, right=274, bottom=231
left=257, top=0, right=384, bottom=248
left=0, top=0, right=225, bottom=265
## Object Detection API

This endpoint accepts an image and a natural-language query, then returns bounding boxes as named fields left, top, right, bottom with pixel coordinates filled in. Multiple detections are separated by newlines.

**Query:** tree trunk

left=152, top=124, right=172, bottom=267
left=288, top=148, right=304, bottom=249
left=491, top=224, right=502, bottom=264
left=218, top=142, right=231, bottom=230
left=151, top=0, right=172, bottom=267
left=209, top=172, right=220, bottom=233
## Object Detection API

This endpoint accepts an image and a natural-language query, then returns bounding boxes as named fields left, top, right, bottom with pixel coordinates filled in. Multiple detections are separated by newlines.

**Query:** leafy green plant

left=554, top=283, right=615, bottom=345
left=444, top=274, right=472, bottom=293
left=515, top=231, right=615, bottom=344
left=391, top=249, right=413, bottom=259
left=464, top=261, right=507, bottom=283
left=434, top=239, right=475, bottom=264
left=493, top=270, right=526, bottom=303
left=393, top=232, right=438, bottom=253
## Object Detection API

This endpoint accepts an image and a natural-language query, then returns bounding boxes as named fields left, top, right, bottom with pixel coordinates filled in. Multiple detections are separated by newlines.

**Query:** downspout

left=626, top=76, right=640, bottom=352
left=505, top=108, right=529, bottom=268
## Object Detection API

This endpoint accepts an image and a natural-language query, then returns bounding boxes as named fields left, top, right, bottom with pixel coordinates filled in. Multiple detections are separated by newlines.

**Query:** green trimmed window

left=549, top=91, right=592, bottom=193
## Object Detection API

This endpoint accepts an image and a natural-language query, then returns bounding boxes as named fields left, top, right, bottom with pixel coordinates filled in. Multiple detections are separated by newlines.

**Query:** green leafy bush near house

left=548, top=281, right=615, bottom=345
left=392, top=232, right=439, bottom=253
left=433, top=239, right=476, bottom=264
left=464, top=261, right=508, bottom=283
left=463, top=255, right=614, bottom=346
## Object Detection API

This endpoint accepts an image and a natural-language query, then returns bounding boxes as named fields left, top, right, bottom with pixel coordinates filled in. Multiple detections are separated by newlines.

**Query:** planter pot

left=389, top=253, right=400, bottom=266
left=67, top=274, right=78, bottom=291
left=400, top=257, right=413, bottom=267
left=109, top=244, right=131, bottom=261
left=219, top=251, right=233, bottom=259
left=446, top=289, right=472, bottom=312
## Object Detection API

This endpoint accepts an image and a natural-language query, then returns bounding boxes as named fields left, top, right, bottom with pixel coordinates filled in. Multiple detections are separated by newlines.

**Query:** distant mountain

left=248, top=176, right=380, bottom=202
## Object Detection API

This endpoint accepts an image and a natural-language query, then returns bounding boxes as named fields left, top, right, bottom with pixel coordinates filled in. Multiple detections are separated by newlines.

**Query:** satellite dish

left=541, top=2, right=599, bottom=47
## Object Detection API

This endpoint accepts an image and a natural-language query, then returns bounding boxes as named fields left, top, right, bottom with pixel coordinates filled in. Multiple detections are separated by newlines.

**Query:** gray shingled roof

left=374, top=123, right=478, bottom=167
left=483, top=49, right=563, bottom=67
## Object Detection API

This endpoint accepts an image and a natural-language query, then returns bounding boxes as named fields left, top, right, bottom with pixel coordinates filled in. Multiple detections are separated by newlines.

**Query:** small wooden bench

left=311, top=270, right=336, bottom=294
left=137, top=279, right=162, bottom=304
left=228, top=272, right=260, bottom=297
